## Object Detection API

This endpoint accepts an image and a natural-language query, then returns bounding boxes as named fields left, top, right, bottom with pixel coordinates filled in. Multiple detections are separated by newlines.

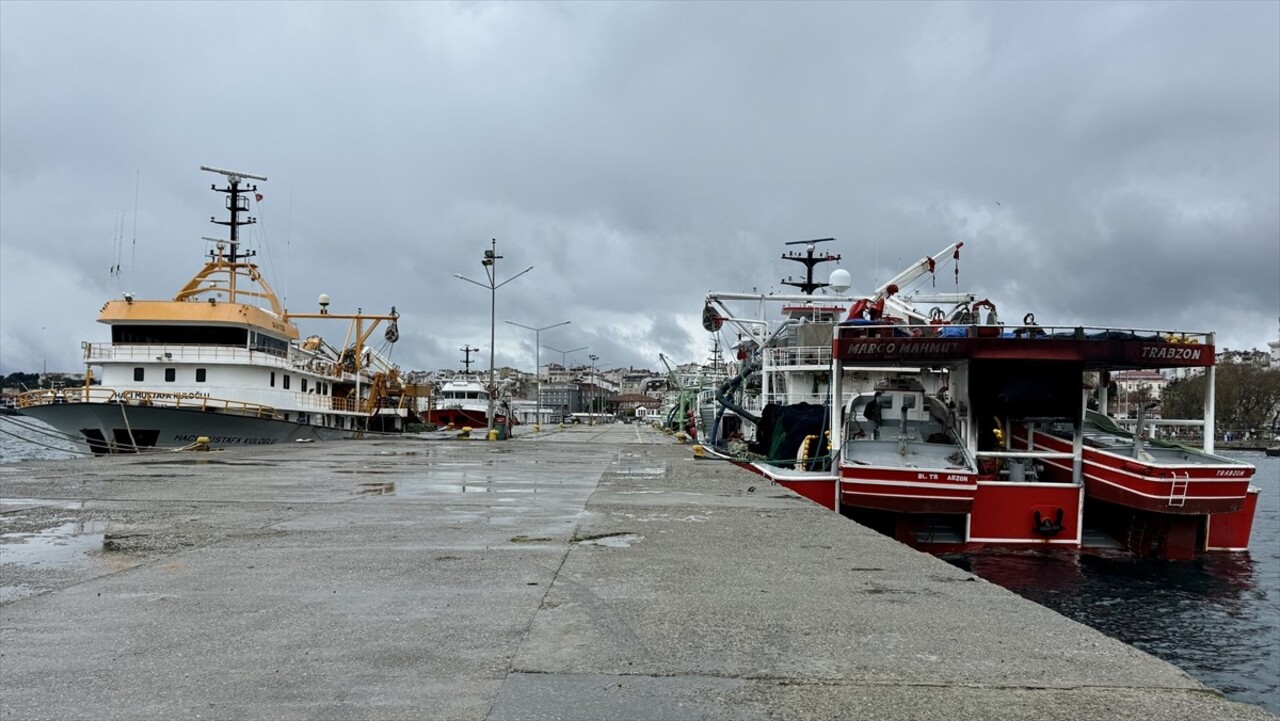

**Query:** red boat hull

left=1032, top=433, right=1252, bottom=515
left=423, top=408, right=513, bottom=429
left=839, top=467, right=977, bottom=514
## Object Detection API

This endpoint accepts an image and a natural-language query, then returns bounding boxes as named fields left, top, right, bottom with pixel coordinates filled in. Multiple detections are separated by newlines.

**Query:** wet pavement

left=1, top=423, right=1274, bottom=720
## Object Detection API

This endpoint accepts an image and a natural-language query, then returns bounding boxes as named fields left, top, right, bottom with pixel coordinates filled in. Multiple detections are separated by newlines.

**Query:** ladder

left=1168, top=473, right=1190, bottom=508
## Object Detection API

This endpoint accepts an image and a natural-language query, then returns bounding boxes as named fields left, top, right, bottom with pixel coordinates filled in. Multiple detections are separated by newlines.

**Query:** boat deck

left=845, top=420, right=969, bottom=471
left=1044, top=427, right=1251, bottom=467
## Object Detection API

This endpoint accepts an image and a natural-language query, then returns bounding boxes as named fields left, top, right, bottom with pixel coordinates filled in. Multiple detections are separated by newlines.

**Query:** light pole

left=543, top=345, right=586, bottom=421
left=455, top=239, right=533, bottom=435
left=543, top=344, right=588, bottom=370
left=505, top=319, right=570, bottom=425
left=588, top=354, right=599, bottom=423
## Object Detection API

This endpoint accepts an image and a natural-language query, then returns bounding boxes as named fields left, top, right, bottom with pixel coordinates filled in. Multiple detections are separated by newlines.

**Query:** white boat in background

left=423, top=375, right=516, bottom=430
left=17, top=165, right=428, bottom=453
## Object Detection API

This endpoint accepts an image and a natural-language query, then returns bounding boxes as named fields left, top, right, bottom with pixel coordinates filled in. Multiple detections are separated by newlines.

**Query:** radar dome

left=828, top=268, right=851, bottom=293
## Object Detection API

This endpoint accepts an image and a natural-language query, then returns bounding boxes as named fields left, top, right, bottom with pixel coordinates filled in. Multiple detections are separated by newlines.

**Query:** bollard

left=488, top=429, right=499, bottom=441
left=194, top=436, right=211, bottom=452
left=675, top=432, right=687, bottom=445
left=692, top=444, right=705, bottom=458
left=533, top=424, right=540, bottom=433
left=459, top=426, right=472, bottom=439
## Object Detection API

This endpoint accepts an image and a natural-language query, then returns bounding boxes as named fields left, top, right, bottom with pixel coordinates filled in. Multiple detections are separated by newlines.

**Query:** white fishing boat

left=423, top=375, right=516, bottom=430
left=16, top=165, right=427, bottom=453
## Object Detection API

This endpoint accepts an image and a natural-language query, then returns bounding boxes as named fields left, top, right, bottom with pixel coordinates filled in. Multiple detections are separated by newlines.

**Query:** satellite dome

left=828, top=268, right=851, bottom=293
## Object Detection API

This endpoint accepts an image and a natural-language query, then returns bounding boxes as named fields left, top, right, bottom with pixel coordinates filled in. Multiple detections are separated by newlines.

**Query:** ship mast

left=201, top=165, right=267, bottom=304
left=780, top=237, right=840, bottom=295
left=460, top=344, right=479, bottom=373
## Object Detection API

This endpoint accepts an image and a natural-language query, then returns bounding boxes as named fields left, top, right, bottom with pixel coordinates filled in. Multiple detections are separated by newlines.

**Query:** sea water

left=945, top=451, right=1279, bottom=714
left=0, top=417, right=78, bottom=463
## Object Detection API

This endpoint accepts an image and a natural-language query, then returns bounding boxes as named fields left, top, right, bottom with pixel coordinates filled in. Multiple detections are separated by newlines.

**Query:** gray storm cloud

left=2, top=1, right=1276, bottom=375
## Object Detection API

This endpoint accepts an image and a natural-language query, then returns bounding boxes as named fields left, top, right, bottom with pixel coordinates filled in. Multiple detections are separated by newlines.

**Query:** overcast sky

left=2, top=1, right=1277, bottom=377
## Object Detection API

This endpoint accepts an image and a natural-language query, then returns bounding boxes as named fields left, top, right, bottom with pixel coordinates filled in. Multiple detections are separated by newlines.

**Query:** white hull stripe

left=840, top=478, right=978, bottom=491
left=843, top=490, right=974, bottom=502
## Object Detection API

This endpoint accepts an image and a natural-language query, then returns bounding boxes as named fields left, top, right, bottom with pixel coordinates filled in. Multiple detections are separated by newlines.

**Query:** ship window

left=249, top=331, right=289, bottom=357
left=164, top=368, right=176, bottom=383
left=195, top=368, right=207, bottom=383
left=283, top=375, right=291, bottom=390
left=133, top=367, right=144, bottom=382
left=301, top=379, right=308, bottom=393
left=270, top=372, right=276, bottom=387
left=112, top=325, right=248, bottom=346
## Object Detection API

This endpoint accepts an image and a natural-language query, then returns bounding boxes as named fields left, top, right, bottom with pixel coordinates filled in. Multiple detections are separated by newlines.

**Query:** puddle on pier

left=610, top=466, right=668, bottom=477
left=139, top=459, right=279, bottom=467
left=1, top=498, right=86, bottom=512
left=355, top=482, right=396, bottom=495
left=575, top=532, right=643, bottom=548
left=0, top=518, right=109, bottom=569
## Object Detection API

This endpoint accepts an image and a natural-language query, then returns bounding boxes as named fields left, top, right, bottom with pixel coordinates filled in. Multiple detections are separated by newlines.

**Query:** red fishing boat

left=704, top=244, right=1258, bottom=559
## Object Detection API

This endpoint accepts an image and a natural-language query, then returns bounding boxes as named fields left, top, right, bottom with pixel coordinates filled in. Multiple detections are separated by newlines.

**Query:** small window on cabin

left=133, top=367, right=144, bottom=382
left=283, top=375, right=291, bottom=390
left=195, top=368, right=207, bottom=383
left=301, top=379, right=308, bottom=393
left=270, top=372, right=276, bottom=387
left=164, top=368, right=176, bottom=383
left=901, top=395, right=916, bottom=410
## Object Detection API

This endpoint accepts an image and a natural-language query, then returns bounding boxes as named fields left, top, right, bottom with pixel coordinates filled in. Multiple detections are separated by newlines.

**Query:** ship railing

left=974, top=450, right=1077, bottom=483
left=16, top=386, right=119, bottom=408
left=83, top=343, right=362, bottom=379
left=116, top=390, right=280, bottom=418
left=86, top=343, right=297, bottom=368
left=17, top=385, right=281, bottom=419
left=288, top=393, right=363, bottom=414
left=762, top=345, right=832, bottom=368
left=837, top=323, right=1213, bottom=345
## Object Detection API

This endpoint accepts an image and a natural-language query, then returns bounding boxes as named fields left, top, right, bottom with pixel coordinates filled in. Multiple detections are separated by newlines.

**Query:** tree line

left=0, top=372, right=96, bottom=390
left=1161, top=363, right=1280, bottom=437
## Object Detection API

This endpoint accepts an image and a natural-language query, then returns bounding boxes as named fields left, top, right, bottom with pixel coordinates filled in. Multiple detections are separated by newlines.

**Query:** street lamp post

left=505, top=320, right=570, bottom=425
left=588, top=354, right=599, bottom=424
left=543, top=345, right=586, bottom=422
left=455, top=239, right=533, bottom=435
left=543, top=344, right=588, bottom=370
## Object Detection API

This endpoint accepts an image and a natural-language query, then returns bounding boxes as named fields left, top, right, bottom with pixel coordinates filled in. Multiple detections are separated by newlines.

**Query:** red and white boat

left=422, top=376, right=516, bottom=430
left=704, top=244, right=1258, bottom=559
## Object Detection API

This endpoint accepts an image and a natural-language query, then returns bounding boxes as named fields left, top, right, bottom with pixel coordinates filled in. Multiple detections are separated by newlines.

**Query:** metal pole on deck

left=1205, top=366, right=1216, bottom=455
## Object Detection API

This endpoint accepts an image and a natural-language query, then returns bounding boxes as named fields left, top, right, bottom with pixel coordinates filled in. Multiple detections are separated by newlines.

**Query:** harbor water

left=944, top=451, right=1279, bottom=714
left=1, top=424, right=1276, bottom=713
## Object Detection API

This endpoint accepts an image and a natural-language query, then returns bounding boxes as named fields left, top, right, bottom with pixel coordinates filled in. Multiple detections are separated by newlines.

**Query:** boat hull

left=423, top=408, right=513, bottom=429
left=20, top=402, right=350, bottom=454
left=840, top=467, right=977, bottom=515
left=1032, top=432, right=1253, bottom=515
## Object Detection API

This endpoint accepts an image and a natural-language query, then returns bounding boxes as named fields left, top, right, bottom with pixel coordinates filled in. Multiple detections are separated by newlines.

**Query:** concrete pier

left=1, top=423, right=1273, bottom=720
